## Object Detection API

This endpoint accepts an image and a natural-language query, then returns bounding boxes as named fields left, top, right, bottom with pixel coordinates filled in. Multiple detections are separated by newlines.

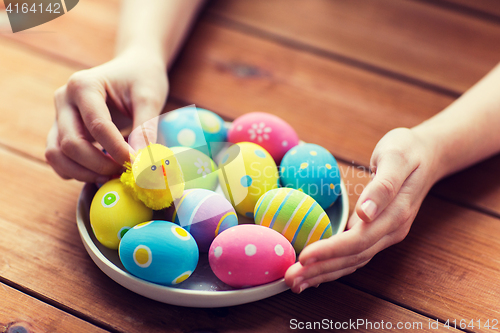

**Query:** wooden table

left=1, top=0, right=500, bottom=332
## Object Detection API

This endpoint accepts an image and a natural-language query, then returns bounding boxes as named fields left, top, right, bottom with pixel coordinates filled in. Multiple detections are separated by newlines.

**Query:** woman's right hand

left=45, top=48, right=168, bottom=183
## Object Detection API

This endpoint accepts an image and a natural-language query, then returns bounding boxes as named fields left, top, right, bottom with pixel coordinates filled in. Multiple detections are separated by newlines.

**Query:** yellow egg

left=218, top=142, right=279, bottom=218
left=90, top=179, right=153, bottom=249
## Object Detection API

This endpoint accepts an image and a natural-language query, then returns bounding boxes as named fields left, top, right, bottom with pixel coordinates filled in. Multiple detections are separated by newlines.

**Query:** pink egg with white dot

left=228, top=112, right=299, bottom=163
left=208, top=224, right=296, bottom=288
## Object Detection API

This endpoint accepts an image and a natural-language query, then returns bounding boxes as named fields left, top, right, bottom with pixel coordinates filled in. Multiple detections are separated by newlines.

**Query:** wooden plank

left=169, top=21, right=500, bottom=218
left=0, top=0, right=118, bottom=67
left=208, top=0, right=500, bottom=93
left=0, top=20, right=453, bottom=168
left=426, top=0, right=500, bottom=19
left=0, top=0, right=498, bottom=330
left=342, top=195, right=500, bottom=330
left=0, top=38, right=77, bottom=162
left=0, top=147, right=460, bottom=332
left=3, top=0, right=499, bottom=223
left=3, top=0, right=500, bottom=96
left=3, top=17, right=500, bottom=227
left=168, top=21, right=452, bottom=166
left=0, top=282, right=109, bottom=333
left=432, top=154, right=500, bottom=217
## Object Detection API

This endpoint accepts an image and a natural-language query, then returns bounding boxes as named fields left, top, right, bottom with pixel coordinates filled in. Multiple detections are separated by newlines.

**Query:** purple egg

left=173, top=189, right=238, bottom=252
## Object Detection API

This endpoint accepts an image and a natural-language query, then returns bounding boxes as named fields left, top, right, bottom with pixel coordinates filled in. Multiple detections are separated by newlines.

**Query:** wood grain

left=4, top=0, right=500, bottom=96
left=169, top=21, right=451, bottom=166
left=0, top=0, right=118, bottom=67
left=0, top=147, right=460, bottom=332
left=342, top=195, right=500, bottom=331
left=208, top=0, right=500, bottom=94
left=432, top=155, right=500, bottom=217
left=0, top=282, right=108, bottom=333
left=0, top=39, right=77, bottom=162
left=2, top=16, right=500, bottom=234
left=426, top=0, right=500, bottom=19
left=1, top=0, right=500, bottom=331
left=169, top=20, right=500, bottom=217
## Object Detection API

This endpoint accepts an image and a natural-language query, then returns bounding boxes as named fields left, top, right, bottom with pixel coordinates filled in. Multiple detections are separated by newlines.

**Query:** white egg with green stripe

left=254, top=188, right=332, bottom=253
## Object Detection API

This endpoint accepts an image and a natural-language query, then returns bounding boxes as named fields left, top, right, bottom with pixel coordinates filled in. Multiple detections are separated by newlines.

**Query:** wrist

left=115, top=43, right=167, bottom=71
left=410, top=124, right=448, bottom=185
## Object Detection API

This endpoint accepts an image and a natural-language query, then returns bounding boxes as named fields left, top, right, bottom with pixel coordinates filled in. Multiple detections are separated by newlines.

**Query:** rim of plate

left=76, top=164, right=349, bottom=308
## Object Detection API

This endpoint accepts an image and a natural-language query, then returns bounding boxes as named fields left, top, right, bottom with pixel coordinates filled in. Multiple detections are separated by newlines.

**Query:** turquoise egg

left=119, top=220, right=199, bottom=285
left=280, top=143, right=341, bottom=209
left=158, top=107, right=227, bottom=158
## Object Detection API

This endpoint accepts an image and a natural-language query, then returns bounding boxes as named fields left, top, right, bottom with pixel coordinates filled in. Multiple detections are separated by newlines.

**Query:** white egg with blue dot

left=158, top=107, right=227, bottom=158
left=280, top=143, right=341, bottom=209
left=118, top=220, right=199, bottom=285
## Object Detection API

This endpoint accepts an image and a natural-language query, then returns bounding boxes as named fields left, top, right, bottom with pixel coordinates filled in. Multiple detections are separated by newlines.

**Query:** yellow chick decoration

left=121, top=144, right=185, bottom=210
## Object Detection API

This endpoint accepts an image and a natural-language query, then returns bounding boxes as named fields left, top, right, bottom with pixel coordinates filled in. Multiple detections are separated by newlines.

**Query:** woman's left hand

left=284, top=127, right=439, bottom=293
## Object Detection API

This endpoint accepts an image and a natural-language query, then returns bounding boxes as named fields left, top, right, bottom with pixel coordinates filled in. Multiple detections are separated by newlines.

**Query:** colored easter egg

left=280, top=143, right=341, bottom=209
left=173, top=189, right=238, bottom=252
left=209, top=224, right=295, bottom=288
left=119, top=220, right=199, bottom=285
left=158, top=107, right=227, bottom=158
left=217, top=142, right=279, bottom=219
left=170, top=146, right=218, bottom=191
left=228, top=112, right=299, bottom=163
left=254, top=188, right=332, bottom=253
left=90, top=179, right=153, bottom=250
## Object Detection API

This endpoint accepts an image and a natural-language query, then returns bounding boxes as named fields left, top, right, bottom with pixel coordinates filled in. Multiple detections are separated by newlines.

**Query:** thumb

left=128, top=89, right=165, bottom=151
left=356, top=152, right=417, bottom=222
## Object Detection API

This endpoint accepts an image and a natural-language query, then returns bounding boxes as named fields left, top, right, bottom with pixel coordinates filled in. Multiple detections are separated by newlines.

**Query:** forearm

left=116, top=0, right=206, bottom=66
left=412, top=62, right=500, bottom=182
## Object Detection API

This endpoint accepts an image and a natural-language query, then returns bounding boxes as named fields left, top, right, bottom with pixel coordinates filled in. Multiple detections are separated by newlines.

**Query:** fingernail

left=96, top=176, right=110, bottom=185
left=293, top=277, right=303, bottom=289
left=314, top=284, right=321, bottom=288
left=298, top=282, right=309, bottom=294
left=304, top=258, right=317, bottom=266
left=361, top=200, right=377, bottom=220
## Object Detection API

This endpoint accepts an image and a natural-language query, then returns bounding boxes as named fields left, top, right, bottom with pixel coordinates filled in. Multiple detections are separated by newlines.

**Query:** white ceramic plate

left=76, top=178, right=349, bottom=308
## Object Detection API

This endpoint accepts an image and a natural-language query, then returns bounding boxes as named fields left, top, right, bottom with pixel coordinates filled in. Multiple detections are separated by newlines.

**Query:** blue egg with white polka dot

left=119, top=220, right=199, bottom=285
left=158, top=107, right=228, bottom=158
left=280, top=143, right=341, bottom=209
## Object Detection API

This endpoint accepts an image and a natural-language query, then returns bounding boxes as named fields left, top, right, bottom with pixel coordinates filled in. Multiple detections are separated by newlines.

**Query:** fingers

left=282, top=128, right=430, bottom=294
left=285, top=195, right=415, bottom=293
left=285, top=261, right=360, bottom=293
left=45, top=122, right=110, bottom=183
left=66, top=72, right=131, bottom=166
left=127, top=85, right=167, bottom=151
left=297, top=213, right=380, bottom=264
left=286, top=228, right=399, bottom=294
left=55, top=91, right=124, bottom=176
left=356, top=141, right=418, bottom=222
left=299, top=260, right=367, bottom=290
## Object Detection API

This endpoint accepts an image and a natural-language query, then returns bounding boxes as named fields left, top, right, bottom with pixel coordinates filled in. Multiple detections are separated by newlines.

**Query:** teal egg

left=280, top=143, right=341, bottom=209
left=119, top=220, right=199, bottom=285
left=158, top=107, right=228, bottom=158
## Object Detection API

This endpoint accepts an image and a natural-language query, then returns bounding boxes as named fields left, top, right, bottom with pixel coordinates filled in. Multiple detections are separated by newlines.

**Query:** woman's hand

left=45, top=48, right=168, bottom=183
left=285, top=127, right=439, bottom=293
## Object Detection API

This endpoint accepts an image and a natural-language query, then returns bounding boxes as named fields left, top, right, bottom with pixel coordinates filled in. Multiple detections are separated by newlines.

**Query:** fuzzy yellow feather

left=120, top=144, right=185, bottom=210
